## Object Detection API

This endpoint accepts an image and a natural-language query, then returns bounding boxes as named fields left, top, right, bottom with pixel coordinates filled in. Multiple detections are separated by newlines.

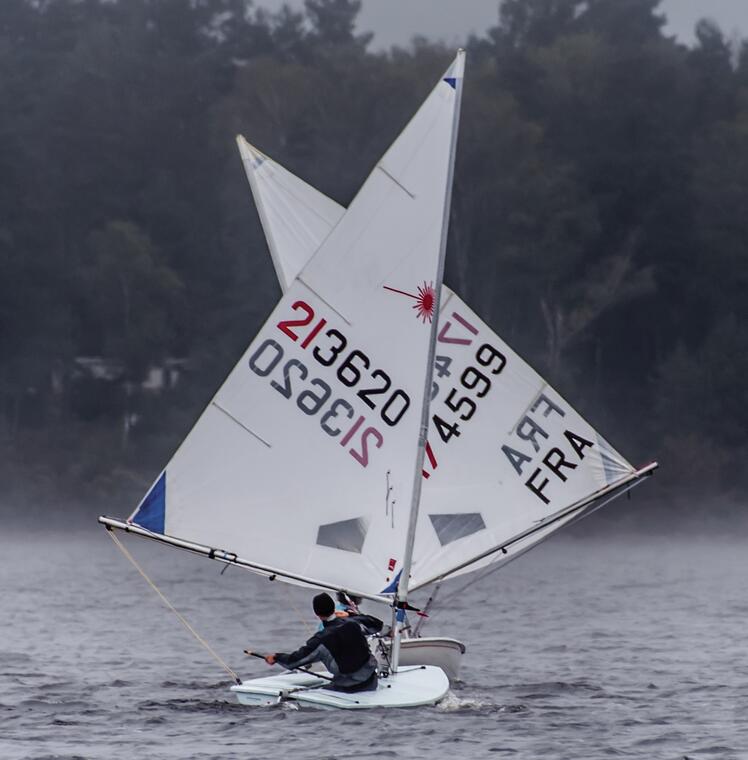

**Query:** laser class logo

left=383, top=281, right=436, bottom=323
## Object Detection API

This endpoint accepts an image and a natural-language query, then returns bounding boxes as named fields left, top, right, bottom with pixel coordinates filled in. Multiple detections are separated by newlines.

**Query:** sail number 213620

left=245, top=299, right=412, bottom=469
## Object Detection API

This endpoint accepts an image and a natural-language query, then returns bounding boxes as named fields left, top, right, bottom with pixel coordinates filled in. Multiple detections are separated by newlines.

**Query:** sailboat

left=234, top=85, right=658, bottom=677
left=99, top=50, right=657, bottom=710
left=101, top=51, right=466, bottom=709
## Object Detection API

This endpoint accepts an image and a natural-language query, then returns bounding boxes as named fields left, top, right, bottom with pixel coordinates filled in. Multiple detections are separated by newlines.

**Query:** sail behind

left=408, top=291, right=640, bottom=588
left=236, top=100, right=648, bottom=593
left=237, top=136, right=344, bottom=292
left=127, top=54, right=466, bottom=599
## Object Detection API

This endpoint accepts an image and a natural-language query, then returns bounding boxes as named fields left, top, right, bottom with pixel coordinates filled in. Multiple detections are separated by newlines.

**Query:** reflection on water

left=1, top=528, right=747, bottom=759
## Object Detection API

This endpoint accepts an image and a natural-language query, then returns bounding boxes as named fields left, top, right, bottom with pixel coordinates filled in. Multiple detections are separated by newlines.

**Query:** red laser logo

left=383, top=281, right=436, bottom=323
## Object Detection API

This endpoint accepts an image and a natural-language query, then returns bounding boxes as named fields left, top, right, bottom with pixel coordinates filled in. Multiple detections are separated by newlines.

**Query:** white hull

left=230, top=665, right=449, bottom=709
left=374, top=636, right=466, bottom=680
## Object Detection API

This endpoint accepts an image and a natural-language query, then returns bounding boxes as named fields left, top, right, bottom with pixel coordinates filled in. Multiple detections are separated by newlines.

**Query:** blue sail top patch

left=443, top=77, right=457, bottom=89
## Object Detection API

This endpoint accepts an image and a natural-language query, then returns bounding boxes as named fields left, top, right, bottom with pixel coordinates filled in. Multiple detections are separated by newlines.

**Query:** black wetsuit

left=275, top=616, right=379, bottom=692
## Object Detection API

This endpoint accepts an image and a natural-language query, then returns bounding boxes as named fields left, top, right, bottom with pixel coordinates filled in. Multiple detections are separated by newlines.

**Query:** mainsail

left=236, top=95, right=656, bottom=594
left=118, top=55, right=466, bottom=600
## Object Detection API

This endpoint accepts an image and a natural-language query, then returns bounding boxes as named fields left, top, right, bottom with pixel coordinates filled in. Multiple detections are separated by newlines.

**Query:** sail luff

left=99, top=516, right=390, bottom=603
left=392, top=50, right=466, bottom=670
left=236, top=136, right=288, bottom=291
left=408, top=461, right=658, bottom=592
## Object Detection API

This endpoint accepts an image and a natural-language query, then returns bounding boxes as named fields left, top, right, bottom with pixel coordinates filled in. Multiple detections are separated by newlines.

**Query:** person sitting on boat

left=264, top=592, right=379, bottom=693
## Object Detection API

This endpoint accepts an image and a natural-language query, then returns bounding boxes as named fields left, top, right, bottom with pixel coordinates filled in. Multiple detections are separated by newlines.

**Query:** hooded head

left=312, top=592, right=335, bottom=618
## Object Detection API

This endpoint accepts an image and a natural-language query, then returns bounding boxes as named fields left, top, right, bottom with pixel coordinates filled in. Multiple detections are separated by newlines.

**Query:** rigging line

left=279, top=580, right=316, bottom=637
left=412, top=582, right=441, bottom=637
left=105, top=528, right=243, bottom=685
left=211, top=402, right=271, bottom=448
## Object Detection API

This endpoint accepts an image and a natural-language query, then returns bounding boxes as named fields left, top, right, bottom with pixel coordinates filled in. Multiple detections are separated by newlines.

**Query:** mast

left=392, top=50, right=466, bottom=672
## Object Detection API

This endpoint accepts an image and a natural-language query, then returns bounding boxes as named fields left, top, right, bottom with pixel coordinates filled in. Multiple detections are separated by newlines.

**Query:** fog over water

left=2, top=527, right=746, bottom=759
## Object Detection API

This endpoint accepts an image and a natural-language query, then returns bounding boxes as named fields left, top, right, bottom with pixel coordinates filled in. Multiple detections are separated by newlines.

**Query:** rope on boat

left=106, top=527, right=242, bottom=685
left=279, top=580, right=316, bottom=637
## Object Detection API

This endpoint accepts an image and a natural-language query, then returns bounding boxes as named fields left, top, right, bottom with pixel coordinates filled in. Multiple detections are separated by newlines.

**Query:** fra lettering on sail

left=501, top=393, right=594, bottom=505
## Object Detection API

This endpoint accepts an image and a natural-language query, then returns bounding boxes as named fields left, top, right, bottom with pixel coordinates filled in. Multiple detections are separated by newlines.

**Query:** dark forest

left=2, top=0, right=746, bottom=523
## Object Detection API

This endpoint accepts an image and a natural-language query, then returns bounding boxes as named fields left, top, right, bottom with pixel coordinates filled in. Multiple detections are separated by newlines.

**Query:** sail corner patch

left=429, top=513, right=485, bottom=546
left=443, top=77, right=457, bottom=89
left=132, top=472, right=166, bottom=534
left=316, top=517, right=368, bottom=553
left=381, top=569, right=402, bottom=594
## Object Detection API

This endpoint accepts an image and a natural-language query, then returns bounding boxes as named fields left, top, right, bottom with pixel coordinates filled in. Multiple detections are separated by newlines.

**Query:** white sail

left=127, top=55, right=465, bottom=599
left=408, top=291, right=642, bottom=589
left=236, top=99, right=652, bottom=595
left=237, top=137, right=344, bottom=292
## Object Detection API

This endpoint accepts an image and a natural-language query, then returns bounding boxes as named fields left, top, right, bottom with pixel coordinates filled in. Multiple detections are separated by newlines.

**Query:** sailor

left=264, top=592, right=379, bottom=693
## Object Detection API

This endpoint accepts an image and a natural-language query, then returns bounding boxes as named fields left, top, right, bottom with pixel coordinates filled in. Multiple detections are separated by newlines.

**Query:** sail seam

left=211, top=402, right=271, bottom=447
left=375, top=165, right=416, bottom=199
left=296, top=276, right=352, bottom=325
left=506, top=382, right=549, bottom=435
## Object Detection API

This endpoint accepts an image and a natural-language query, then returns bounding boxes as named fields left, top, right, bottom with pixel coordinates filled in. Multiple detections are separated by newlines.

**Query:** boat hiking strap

left=106, top=527, right=242, bottom=685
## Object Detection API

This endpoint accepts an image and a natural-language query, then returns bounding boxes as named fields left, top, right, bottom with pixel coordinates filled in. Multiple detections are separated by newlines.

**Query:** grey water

left=2, top=525, right=747, bottom=760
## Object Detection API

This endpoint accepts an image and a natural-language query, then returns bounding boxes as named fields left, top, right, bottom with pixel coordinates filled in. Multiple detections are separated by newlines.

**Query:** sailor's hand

left=334, top=611, right=349, bottom=618
left=264, top=654, right=276, bottom=665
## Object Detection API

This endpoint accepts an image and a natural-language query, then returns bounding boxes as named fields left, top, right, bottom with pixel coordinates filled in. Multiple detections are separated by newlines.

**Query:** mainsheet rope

left=106, top=527, right=242, bottom=685
left=279, top=580, right=316, bottom=637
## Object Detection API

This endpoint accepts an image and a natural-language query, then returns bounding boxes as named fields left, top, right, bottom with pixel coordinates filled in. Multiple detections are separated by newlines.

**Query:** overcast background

left=3, top=0, right=748, bottom=527
left=256, top=0, right=748, bottom=48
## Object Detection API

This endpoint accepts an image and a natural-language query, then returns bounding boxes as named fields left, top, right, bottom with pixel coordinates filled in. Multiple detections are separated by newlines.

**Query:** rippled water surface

left=2, top=527, right=747, bottom=759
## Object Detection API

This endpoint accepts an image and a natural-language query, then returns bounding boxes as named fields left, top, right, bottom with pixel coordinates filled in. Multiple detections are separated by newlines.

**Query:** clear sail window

left=316, top=517, right=369, bottom=553
left=429, top=513, right=486, bottom=546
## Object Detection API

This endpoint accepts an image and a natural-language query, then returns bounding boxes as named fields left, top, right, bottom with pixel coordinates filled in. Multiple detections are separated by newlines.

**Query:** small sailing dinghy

left=101, top=48, right=658, bottom=708
left=230, top=666, right=449, bottom=709
left=235, top=90, right=659, bottom=674
left=100, top=51, right=467, bottom=709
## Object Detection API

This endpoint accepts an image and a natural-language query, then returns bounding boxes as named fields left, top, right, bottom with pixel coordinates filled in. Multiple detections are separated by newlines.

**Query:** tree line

left=1, top=0, right=746, bottom=518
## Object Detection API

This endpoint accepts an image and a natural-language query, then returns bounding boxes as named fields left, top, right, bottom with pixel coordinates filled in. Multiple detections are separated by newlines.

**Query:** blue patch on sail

left=381, top=569, right=402, bottom=594
left=443, top=77, right=457, bottom=89
left=133, top=472, right=166, bottom=534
